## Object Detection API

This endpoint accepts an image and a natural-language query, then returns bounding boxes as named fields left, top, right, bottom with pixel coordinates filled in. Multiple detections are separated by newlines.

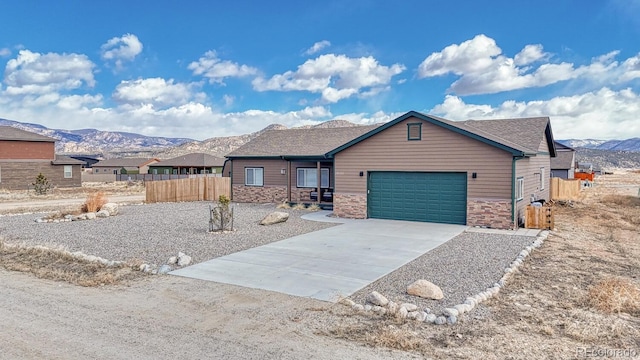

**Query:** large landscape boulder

left=407, top=279, right=444, bottom=300
left=260, top=211, right=289, bottom=225
left=101, top=203, right=119, bottom=216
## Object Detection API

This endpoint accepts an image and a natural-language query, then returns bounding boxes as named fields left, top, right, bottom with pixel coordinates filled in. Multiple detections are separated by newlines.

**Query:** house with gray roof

left=0, top=126, right=83, bottom=190
left=225, top=111, right=557, bottom=229
left=148, top=153, right=226, bottom=175
left=92, top=158, right=159, bottom=175
left=550, top=141, right=576, bottom=179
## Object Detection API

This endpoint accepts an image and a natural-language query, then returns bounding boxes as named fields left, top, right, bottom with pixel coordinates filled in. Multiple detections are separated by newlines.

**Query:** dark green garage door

left=367, top=172, right=467, bottom=224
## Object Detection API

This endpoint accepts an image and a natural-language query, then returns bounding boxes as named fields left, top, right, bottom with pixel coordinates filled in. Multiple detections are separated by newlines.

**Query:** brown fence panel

left=145, top=177, right=230, bottom=203
left=525, top=205, right=554, bottom=230
left=550, top=177, right=581, bottom=200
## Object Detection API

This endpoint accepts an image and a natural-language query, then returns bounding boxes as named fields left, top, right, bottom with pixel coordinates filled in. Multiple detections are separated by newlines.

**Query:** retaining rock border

left=340, top=231, right=549, bottom=325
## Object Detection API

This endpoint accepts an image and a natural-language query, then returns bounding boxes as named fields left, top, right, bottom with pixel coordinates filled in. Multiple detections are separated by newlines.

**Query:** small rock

left=387, top=301, right=398, bottom=314
left=86, top=212, right=97, bottom=220
left=101, top=203, right=119, bottom=216
left=85, top=255, right=97, bottom=263
left=447, top=315, right=458, bottom=325
left=416, top=311, right=427, bottom=322
left=96, top=210, right=110, bottom=218
left=364, top=305, right=372, bottom=311
left=400, top=303, right=418, bottom=312
left=352, top=304, right=364, bottom=312
left=464, top=298, right=476, bottom=307
left=139, top=263, right=149, bottom=272
left=371, top=305, right=384, bottom=313
left=443, top=308, right=459, bottom=317
left=514, top=302, right=532, bottom=311
left=397, top=307, right=408, bottom=319
left=259, top=211, right=289, bottom=225
left=366, top=291, right=389, bottom=306
left=406, top=279, right=444, bottom=300
left=434, top=316, right=447, bottom=325
left=167, top=256, right=178, bottom=265
left=35, top=218, right=44, bottom=223
left=64, top=214, right=73, bottom=220
left=157, top=265, right=172, bottom=274
left=339, top=298, right=355, bottom=307
left=407, top=311, right=419, bottom=320
left=177, top=252, right=192, bottom=267
left=423, top=307, right=431, bottom=314
left=425, top=314, right=437, bottom=323
left=454, top=304, right=467, bottom=315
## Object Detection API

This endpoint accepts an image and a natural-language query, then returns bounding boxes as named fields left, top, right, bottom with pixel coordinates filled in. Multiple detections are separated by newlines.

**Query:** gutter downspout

left=512, top=155, right=525, bottom=229
left=223, top=159, right=232, bottom=200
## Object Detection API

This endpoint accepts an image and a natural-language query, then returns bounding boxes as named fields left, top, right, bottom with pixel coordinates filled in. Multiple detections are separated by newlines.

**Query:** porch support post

left=316, top=161, right=321, bottom=203
left=287, top=160, right=292, bottom=203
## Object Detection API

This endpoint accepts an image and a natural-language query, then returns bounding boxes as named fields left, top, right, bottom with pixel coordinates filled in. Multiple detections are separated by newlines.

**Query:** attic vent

left=407, top=123, right=421, bottom=141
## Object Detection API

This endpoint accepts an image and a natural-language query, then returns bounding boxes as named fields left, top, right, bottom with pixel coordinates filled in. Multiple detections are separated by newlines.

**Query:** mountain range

left=1, top=117, right=639, bottom=169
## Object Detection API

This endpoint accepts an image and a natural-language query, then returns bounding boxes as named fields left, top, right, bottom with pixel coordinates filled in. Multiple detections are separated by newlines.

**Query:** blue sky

left=1, top=0, right=639, bottom=140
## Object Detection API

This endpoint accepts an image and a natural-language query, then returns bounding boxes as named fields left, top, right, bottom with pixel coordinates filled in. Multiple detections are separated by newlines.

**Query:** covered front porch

left=282, top=157, right=334, bottom=208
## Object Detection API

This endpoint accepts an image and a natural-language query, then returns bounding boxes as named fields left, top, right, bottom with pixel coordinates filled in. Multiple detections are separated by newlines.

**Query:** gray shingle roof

left=150, top=153, right=226, bottom=167
left=0, top=126, right=56, bottom=142
left=227, top=125, right=380, bottom=157
left=551, top=149, right=575, bottom=169
left=452, top=117, right=551, bottom=154
left=93, top=158, right=159, bottom=167
left=52, top=155, right=85, bottom=165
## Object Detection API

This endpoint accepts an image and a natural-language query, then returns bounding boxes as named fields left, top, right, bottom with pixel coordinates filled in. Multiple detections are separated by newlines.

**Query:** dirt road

left=0, top=270, right=415, bottom=359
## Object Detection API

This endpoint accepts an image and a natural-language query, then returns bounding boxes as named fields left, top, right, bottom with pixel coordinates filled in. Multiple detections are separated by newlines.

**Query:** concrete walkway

left=171, top=212, right=466, bottom=302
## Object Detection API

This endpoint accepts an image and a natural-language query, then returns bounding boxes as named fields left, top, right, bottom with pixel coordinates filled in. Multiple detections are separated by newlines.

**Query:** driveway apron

left=171, top=214, right=466, bottom=302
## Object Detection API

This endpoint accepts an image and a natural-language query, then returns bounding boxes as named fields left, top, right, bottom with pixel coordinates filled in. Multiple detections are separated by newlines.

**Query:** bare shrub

left=587, top=277, right=640, bottom=315
left=326, top=322, right=427, bottom=353
left=276, top=202, right=291, bottom=209
left=306, top=204, right=321, bottom=212
left=292, top=203, right=307, bottom=210
left=81, top=192, right=108, bottom=213
left=601, top=195, right=640, bottom=208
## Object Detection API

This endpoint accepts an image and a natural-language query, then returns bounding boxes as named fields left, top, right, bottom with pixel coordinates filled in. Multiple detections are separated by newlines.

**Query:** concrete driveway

left=171, top=212, right=466, bottom=302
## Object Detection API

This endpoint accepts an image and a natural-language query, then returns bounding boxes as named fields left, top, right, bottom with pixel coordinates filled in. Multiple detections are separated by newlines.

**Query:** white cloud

left=304, top=40, right=331, bottom=55
left=3, top=49, right=96, bottom=95
left=620, top=53, right=640, bottom=82
left=417, top=34, right=636, bottom=95
left=188, top=51, right=258, bottom=84
left=430, top=87, right=640, bottom=139
left=100, top=34, right=143, bottom=70
left=252, top=54, right=405, bottom=103
left=0, top=48, right=11, bottom=57
left=112, top=78, right=204, bottom=108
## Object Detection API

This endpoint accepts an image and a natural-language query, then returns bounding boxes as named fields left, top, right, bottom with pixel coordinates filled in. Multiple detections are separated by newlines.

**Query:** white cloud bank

left=418, top=34, right=639, bottom=95
left=304, top=40, right=331, bottom=55
left=252, top=54, right=406, bottom=103
left=431, top=88, right=640, bottom=140
left=113, top=78, right=205, bottom=108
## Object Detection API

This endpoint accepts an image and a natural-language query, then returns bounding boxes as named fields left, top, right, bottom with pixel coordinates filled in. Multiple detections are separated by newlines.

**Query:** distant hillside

left=0, top=118, right=193, bottom=156
left=559, top=138, right=640, bottom=152
left=575, top=148, right=640, bottom=170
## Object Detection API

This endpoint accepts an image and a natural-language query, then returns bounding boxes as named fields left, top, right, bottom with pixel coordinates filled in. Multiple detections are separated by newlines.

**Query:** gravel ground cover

left=348, top=232, right=535, bottom=315
left=0, top=202, right=335, bottom=265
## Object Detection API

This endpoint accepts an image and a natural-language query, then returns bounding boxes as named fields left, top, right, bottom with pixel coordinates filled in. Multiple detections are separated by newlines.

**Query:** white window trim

left=297, top=168, right=329, bottom=188
left=540, top=167, right=545, bottom=190
left=64, top=165, right=73, bottom=179
left=245, top=167, right=264, bottom=186
left=516, top=177, right=524, bottom=201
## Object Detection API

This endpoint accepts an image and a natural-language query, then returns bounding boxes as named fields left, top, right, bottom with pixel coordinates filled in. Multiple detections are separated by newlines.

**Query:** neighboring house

left=148, top=153, right=226, bottom=175
left=92, top=158, right=159, bottom=174
left=0, top=126, right=83, bottom=190
left=68, top=155, right=101, bottom=169
left=550, top=141, right=576, bottom=179
left=226, top=111, right=556, bottom=230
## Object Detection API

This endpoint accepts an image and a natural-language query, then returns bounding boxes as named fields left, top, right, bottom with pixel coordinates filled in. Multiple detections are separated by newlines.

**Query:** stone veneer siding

left=467, top=199, right=513, bottom=230
left=232, top=185, right=287, bottom=203
left=333, top=193, right=367, bottom=219
left=232, top=185, right=316, bottom=203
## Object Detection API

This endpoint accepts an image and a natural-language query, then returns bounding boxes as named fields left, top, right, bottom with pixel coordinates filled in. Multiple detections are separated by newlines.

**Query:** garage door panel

left=367, top=172, right=467, bottom=225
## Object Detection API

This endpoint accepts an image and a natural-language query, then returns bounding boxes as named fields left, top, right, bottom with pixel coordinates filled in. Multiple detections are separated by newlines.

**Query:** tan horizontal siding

left=538, top=137, right=549, bottom=152
left=334, top=117, right=513, bottom=199
left=0, top=161, right=81, bottom=190
left=515, top=153, right=551, bottom=222
left=231, top=159, right=288, bottom=186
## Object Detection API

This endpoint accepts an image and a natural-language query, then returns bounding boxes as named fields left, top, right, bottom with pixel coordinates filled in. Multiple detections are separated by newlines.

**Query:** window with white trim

left=516, top=177, right=524, bottom=201
left=297, top=168, right=329, bottom=188
left=245, top=167, right=264, bottom=186
left=164, top=169, right=170, bottom=175
left=64, top=165, right=72, bottom=179
left=540, top=167, right=545, bottom=190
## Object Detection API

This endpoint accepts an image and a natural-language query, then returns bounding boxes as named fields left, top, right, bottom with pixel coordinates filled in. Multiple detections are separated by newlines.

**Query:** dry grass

left=292, top=203, right=307, bottom=210
left=0, top=239, right=143, bottom=286
left=587, top=277, right=640, bottom=315
left=601, top=195, right=640, bottom=208
left=276, top=202, right=291, bottom=209
left=325, top=322, right=428, bottom=353
left=306, top=204, right=321, bottom=212
left=81, top=191, right=108, bottom=213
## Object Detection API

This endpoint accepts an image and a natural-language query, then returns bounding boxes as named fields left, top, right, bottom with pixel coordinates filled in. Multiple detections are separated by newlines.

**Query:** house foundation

left=466, top=198, right=513, bottom=229
left=333, top=193, right=367, bottom=219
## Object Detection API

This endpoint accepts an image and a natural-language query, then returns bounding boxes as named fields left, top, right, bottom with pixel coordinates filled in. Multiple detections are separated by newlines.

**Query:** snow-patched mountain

left=558, top=138, right=640, bottom=152
left=0, top=118, right=193, bottom=155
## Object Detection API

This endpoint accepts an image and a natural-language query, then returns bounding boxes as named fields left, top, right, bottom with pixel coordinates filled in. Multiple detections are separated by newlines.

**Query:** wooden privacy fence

left=145, top=177, right=230, bottom=203
left=525, top=205, right=554, bottom=230
left=550, top=177, right=581, bottom=200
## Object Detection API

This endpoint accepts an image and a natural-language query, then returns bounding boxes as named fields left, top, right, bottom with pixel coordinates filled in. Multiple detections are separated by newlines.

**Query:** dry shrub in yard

left=587, top=277, right=640, bottom=315
left=81, top=191, right=108, bottom=213
left=292, top=203, right=307, bottom=210
left=325, top=322, right=428, bottom=353
left=276, top=202, right=291, bottom=209
left=601, top=195, right=640, bottom=207
left=0, top=239, right=142, bottom=286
